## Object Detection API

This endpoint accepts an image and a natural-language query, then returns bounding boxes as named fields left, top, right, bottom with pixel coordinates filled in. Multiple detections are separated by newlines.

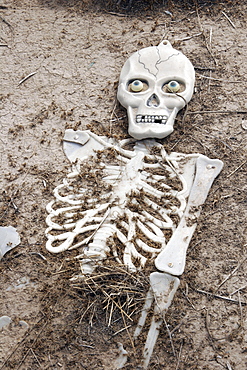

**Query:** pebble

left=0, top=316, right=12, bottom=329
left=19, top=320, right=29, bottom=329
left=241, top=120, right=247, bottom=130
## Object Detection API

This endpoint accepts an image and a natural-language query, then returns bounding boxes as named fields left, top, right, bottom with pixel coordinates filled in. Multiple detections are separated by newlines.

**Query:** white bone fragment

left=133, top=288, right=154, bottom=340
left=64, top=129, right=90, bottom=146
left=0, top=226, right=20, bottom=259
left=114, top=342, right=128, bottom=369
left=141, top=272, right=180, bottom=369
left=132, top=272, right=180, bottom=368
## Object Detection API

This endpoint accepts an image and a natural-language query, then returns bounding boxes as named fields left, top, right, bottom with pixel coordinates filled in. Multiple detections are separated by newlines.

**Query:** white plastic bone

left=142, top=272, right=180, bottom=369
left=114, top=342, right=128, bottom=369
left=46, top=130, right=197, bottom=274
left=155, top=155, right=223, bottom=275
left=0, top=226, right=20, bottom=259
left=115, top=272, right=180, bottom=369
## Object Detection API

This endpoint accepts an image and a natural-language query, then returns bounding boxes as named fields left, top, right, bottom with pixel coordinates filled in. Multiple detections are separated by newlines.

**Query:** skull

left=117, top=40, right=195, bottom=140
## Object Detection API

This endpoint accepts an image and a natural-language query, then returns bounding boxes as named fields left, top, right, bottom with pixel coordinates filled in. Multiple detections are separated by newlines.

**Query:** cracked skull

left=117, top=40, right=195, bottom=140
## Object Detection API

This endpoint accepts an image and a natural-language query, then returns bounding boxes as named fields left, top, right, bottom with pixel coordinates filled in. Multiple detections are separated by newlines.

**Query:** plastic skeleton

left=45, top=41, right=223, bottom=369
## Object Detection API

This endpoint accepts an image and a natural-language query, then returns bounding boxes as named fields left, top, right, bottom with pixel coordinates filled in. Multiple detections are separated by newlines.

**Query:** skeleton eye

left=129, top=80, right=144, bottom=92
left=166, top=81, right=180, bottom=93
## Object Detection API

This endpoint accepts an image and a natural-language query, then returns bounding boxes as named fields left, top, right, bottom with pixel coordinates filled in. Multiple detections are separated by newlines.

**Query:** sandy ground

left=0, top=1, right=247, bottom=369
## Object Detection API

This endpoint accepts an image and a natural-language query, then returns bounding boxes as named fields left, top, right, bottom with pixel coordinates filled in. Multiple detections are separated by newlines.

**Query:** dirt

left=0, top=0, right=247, bottom=369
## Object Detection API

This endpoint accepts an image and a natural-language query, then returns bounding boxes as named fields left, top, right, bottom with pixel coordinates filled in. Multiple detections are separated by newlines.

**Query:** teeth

left=136, top=115, right=168, bottom=124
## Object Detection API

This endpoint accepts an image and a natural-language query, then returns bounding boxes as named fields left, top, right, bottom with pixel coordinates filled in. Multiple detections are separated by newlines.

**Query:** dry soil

left=0, top=1, right=247, bottom=369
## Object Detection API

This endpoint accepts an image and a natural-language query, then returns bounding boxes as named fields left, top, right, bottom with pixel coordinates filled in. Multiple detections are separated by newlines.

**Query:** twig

left=187, top=110, right=247, bottom=114
left=72, top=207, right=110, bottom=247
left=205, top=309, right=216, bottom=349
left=227, top=160, right=247, bottom=178
left=169, top=135, right=186, bottom=151
left=79, top=344, right=95, bottom=349
left=10, top=197, right=18, bottom=211
left=209, top=27, right=213, bottom=50
left=170, top=314, right=189, bottom=335
left=18, top=71, right=37, bottom=86
left=110, top=102, right=117, bottom=138
left=96, top=283, right=134, bottom=322
left=207, top=27, right=213, bottom=93
left=79, top=300, right=96, bottom=323
left=113, top=325, right=132, bottom=336
left=105, top=11, right=131, bottom=17
left=164, top=317, right=177, bottom=359
left=194, top=288, right=247, bottom=305
left=175, top=341, right=183, bottom=370
left=196, top=9, right=217, bottom=65
left=197, top=74, right=243, bottom=83
left=230, top=285, right=247, bottom=296
left=172, top=8, right=200, bottom=24
left=195, top=66, right=216, bottom=71
left=0, top=15, right=12, bottom=28
left=182, top=291, right=197, bottom=310
left=226, top=361, right=233, bottom=370
left=175, top=32, right=202, bottom=42
left=189, top=134, right=212, bottom=153
left=238, top=291, right=243, bottom=327
left=30, top=348, right=42, bottom=368
left=181, top=102, right=189, bottom=126
left=89, top=304, right=96, bottom=326
left=215, top=256, right=247, bottom=291
left=72, top=342, right=95, bottom=351
left=222, top=11, right=236, bottom=29
left=119, top=297, right=135, bottom=352
left=30, top=252, right=47, bottom=261
left=108, top=301, right=114, bottom=327
left=110, top=115, right=126, bottom=123
left=51, top=269, right=73, bottom=275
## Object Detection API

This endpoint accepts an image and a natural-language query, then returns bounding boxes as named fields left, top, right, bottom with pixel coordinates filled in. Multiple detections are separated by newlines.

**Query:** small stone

left=19, top=320, right=29, bottom=329
left=0, top=316, right=12, bottom=329
left=241, top=120, right=247, bottom=130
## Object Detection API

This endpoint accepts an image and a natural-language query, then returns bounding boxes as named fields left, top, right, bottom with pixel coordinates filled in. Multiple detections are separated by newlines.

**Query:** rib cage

left=45, top=136, right=187, bottom=274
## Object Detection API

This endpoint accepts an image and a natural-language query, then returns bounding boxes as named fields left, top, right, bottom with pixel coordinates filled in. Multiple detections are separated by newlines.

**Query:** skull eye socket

left=128, top=79, right=148, bottom=93
left=162, top=80, right=185, bottom=93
